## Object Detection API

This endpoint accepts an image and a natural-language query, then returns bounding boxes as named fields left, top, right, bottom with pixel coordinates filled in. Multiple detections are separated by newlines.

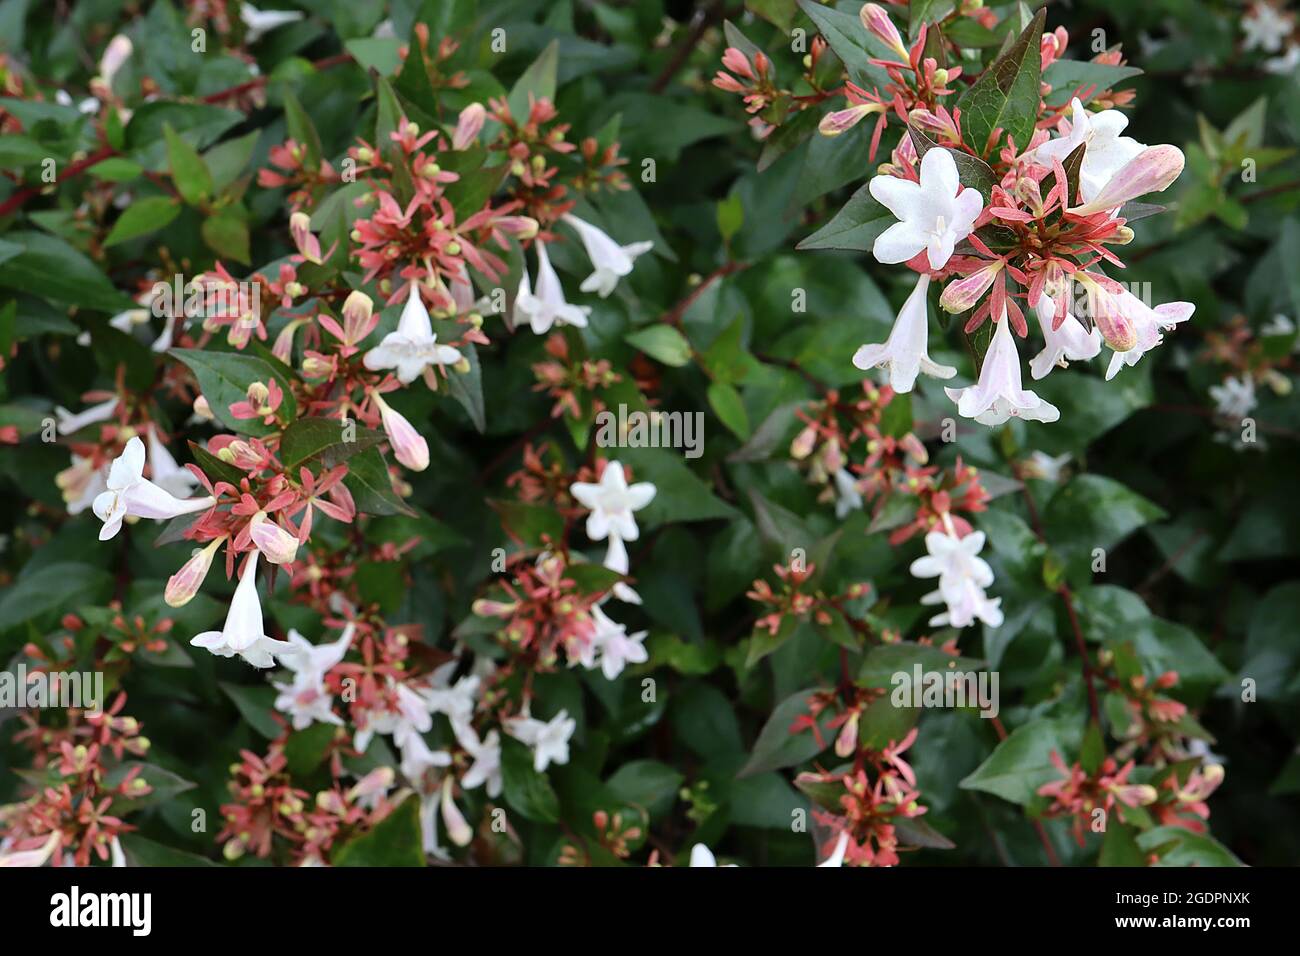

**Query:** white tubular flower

left=505, top=709, right=576, bottom=772
left=1209, top=375, right=1257, bottom=419
left=240, top=4, right=304, bottom=43
left=603, top=532, right=642, bottom=605
left=689, top=844, right=738, bottom=867
left=514, top=240, right=591, bottom=334
left=910, top=528, right=1003, bottom=629
left=869, top=148, right=983, bottom=270
left=92, top=437, right=216, bottom=541
left=55, top=397, right=119, bottom=435
left=562, top=213, right=654, bottom=298
left=272, top=625, right=352, bottom=730
left=1031, top=98, right=1145, bottom=202
left=0, top=832, right=61, bottom=868
left=1102, top=289, right=1195, bottom=381
left=1029, top=293, right=1101, bottom=380
left=98, top=35, right=132, bottom=91
left=833, top=467, right=864, bottom=519
left=570, top=460, right=656, bottom=542
left=589, top=605, right=649, bottom=680
left=363, top=283, right=463, bottom=386
left=853, top=273, right=956, bottom=392
left=249, top=512, right=300, bottom=565
left=455, top=724, right=503, bottom=798
left=190, top=552, right=295, bottom=668
left=944, top=311, right=1061, bottom=426
left=817, top=832, right=850, bottom=867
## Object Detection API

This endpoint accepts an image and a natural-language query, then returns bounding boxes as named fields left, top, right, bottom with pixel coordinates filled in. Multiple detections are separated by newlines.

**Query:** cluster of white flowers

left=908, top=526, right=1004, bottom=630
left=512, top=214, right=653, bottom=333
left=1242, top=1, right=1300, bottom=74
left=569, top=460, right=655, bottom=677
left=854, top=97, right=1192, bottom=428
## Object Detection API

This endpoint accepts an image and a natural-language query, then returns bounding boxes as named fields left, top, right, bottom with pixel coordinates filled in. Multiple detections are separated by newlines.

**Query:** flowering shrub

left=0, top=0, right=1298, bottom=868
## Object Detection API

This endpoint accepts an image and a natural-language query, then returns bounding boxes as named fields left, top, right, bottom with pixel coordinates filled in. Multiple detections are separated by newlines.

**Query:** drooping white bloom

left=1024, top=451, right=1071, bottom=483
left=455, top=724, right=503, bottom=797
left=1102, top=290, right=1195, bottom=381
left=1032, top=98, right=1145, bottom=202
left=1209, top=375, right=1257, bottom=420
left=272, top=625, right=353, bottom=730
left=910, top=528, right=1003, bottom=629
left=98, top=35, right=132, bottom=91
left=602, top=532, right=642, bottom=605
left=418, top=665, right=480, bottom=734
left=506, top=709, right=576, bottom=773
left=363, top=283, right=463, bottom=385
left=356, top=681, right=433, bottom=755
left=190, top=552, right=295, bottom=668
left=0, top=831, right=61, bottom=868
left=816, top=831, right=850, bottom=867
left=944, top=313, right=1060, bottom=426
left=109, top=308, right=150, bottom=336
left=688, top=844, right=737, bottom=867
left=146, top=426, right=200, bottom=498
left=869, top=147, right=983, bottom=270
left=853, top=273, right=956, bottom=392
left=514, top=240, right=591, bottom=334
left=240, top=3, right=304, bottom=43
left=1242, top=1, right=1293, bottom=53
left=562, top=213, right=654, bottom=298
left=832, top=467, right=864, bottom=519
left=59, top=456, right=109, bottom=515
left=55, top=397, right=118, bottom=435
left=570, top=460, right=656, bottom=542
left=92, top=437, right=216, bottom=540
left=1029, top=293, right=1101, bottom=380
left=399, top=729, right=453, bottom=785
left=589, top=605, right=648, bottom=680
left=1264, top=44, right=1300, bottom=74
left=371, top=391, right=429, bottom=471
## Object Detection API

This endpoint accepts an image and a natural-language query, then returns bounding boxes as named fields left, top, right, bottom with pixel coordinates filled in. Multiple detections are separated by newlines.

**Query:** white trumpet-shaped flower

left=1101, top=289, right=1194, bottom=381
left=852, top=273, right=956, bottom=392
left=273, top=625, right=354, bottom=730
left=146, top=426, right=201, bottom=497
left=92, top=437, right=215, bottom=540
left=944, top=312, right=1061, bottom=426
left=1029, top=293, right=1101, bottom=380
left=562, top=213, right=654, bottom=298
left=505, top=709, right=575, bottom=773
left=570, top=460, right=656, bottom=542
left=869, top=148, right=983, bottom=270
left=240, top=4, right=304, bottom=43
left=363, top=283, right=463, bottom=385
left=514, top=240, right=591, bottom=334
left=1032, top=98, right=1145, bottom=202
left=589, top=605, right=649, bottom=680
left=190, top=552, right=295, bottom=668
left=55, top=397, right=118, bottom=435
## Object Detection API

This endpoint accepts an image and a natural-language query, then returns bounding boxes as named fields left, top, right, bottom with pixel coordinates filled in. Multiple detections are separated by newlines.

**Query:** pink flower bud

left=721, top=47, right=754, bottom=80
left=790, top=424, right=817, bottom=459
left=289, top=211, right=323, bottom=264
left=452, top=103, right=486, bottom=150
left=1089, top=287, right=1137, bottom=351
left=165, top=538, right=222, bottom=607
left=860, top=3, right=907, bottom=58
left=1069, top=145, right=1186, bottom=216
left=373, top=392, right=429, bottom=472
left=495, top=215, right=539, bottom=239
left=940, top=261, right=1003, bottom=313
left=441, top=778, right=473, bottom=846
left=250, top=513, right=300, bottom=564
left=819, top=103, right=876, bottom=136
left=341, top=290, right=377, bottom=344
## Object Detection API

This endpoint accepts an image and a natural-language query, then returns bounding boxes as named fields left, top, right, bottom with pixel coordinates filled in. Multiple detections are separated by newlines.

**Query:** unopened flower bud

left=165, top=537, right=223, bottom=607
left=193, top=394, right=213, bottom=420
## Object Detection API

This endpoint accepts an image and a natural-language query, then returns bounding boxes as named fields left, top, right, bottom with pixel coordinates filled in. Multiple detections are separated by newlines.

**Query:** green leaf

left=1137, top=826, right=1244, bottom=867
left=0, top=231, right=135, bottom=312
left=960, top=718, right=1072, bottom=805
left=107, top=762, right=197, bottom=813
left=908, top=122, right=998, bottom=200
left=625, top=325, right=692, bottom=367
left=220, top=682, right=282, bottom=738
left=501, top=736, right=561, bottom=823
left=738, top=687, right=831, bottom=777
left=1043, top=60, right=1143, bottom=108
left=201, top=210, right=250, bottom=264
left=170, top=347, right=297, bottom=437
left=284, top=722, right=338, bottom=776
left=955, top=8, right=1044, bottom=155
left=334, top=795, right=427, bottom=866
left=163, top=122, right=213, bottom=206
left=707, top=380, right=750, bottom=439
left=187, top=440, right=245, bottom=487
left=119, top=834, right=221, bottom=866
left=716, top=192, right=744, bottom=242
left=445, top=341, right=486, bottom=432
left=909, top=0, right=954, bottom=38
left=796, top=0, right=892, bottom=89
left=796, top=182, right=891, bottom=251
left=344, top=446, right=416, bottom=516
left=1099, top=821, right=1147, bottom=866
left=506, top=40, right=558, bottom=123
left=281, top=87, right=322, bottom=171
left=0, top=562, right=112, bottom=631
left=279, top=417, right=383, bottom=471
left=104, top=196, right=182, bottom=247
left=1043, top=475, right=1166, bottom=555
left=606, top=760, right=684, bottom=819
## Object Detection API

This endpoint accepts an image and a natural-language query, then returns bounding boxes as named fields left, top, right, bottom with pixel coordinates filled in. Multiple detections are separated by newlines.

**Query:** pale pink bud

left=452, top=103, right=486, bottom=150
left=1094, top=303, right=1136, bottom=352
left=940, top=261, right=1003, bottom=313
left=193, top=395, right=213, bottom=420
left=721, top=47, right=754, bottom=80
left=348, top=767, right=395, bottom=802
left=341, top=290, right=377, bottom=344
left=819, top=103, right=876, bottom=136
left=1069, top=145, right=1186, bottom=216
left=790, top=424, right=818, bottom=459
left=495, top=215, right=539, bottom=239
left=373, top=392, right=429, bottom=471
left=272, top=319, right=303, bottom=363
left=289, top=211, right=323, bottom=264
left=250, top=513, right=300, bottom=564
left=860, top=3, right=907, bottom=58
left=226, top=440, right=263, bottom=471
left=441, top=777, right=473, bottom=846
left=834, top=710, right=859, bottom=758
left=472, top=597, right=520, bottom=617
left=165, top=538, right=222, bottom=607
